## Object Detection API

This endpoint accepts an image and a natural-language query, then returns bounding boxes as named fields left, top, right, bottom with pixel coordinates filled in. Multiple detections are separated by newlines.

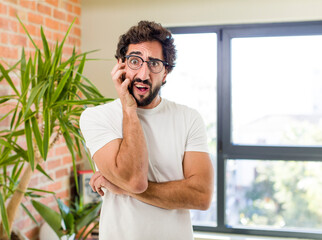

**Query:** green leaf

left=24, top=119, right=35, bottom=170
left=31, top=200, right=63, bottom=238
left=0, top=63, right=19, bottom=95
left=27, top=188, right=55, bottom=195
left=51, top=68, right=72, bottom=103
left=41, top=26, right=51, bottom=59
left=0, top=192, right=10, bottom=239
left=52, top=98, right=113, bottom=107
left=43, top=108, right=50, bottom=160
left=17, top=15, right=39, bottom=50
left=36, top=164, right=53, bottom=181
left=31, top=116, right=43, bottom=158
left=21, top=203, right=38, bottom=225
left=75, top=201, right=101, bottom=232
left=24, top=81, right=47, bottom=118
left=59, top=119, right=78, bottom=192
left=74, top=55, right=86, bottom=83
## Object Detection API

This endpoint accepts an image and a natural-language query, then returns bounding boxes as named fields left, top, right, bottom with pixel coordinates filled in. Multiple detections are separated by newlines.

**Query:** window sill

left=194, top=232, right=312, bottom=240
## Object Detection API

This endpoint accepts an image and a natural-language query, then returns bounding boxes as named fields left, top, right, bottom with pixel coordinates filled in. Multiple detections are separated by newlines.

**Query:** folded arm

left=91, top=151, right=214, bottom=210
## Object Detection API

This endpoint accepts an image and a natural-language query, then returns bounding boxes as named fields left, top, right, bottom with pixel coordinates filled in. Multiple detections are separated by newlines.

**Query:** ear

left=162, top=70, right=168, bottom=83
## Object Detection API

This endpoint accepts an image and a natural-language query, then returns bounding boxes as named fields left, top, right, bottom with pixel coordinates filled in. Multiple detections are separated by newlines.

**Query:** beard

left=128, top=78, right=162, bottom=107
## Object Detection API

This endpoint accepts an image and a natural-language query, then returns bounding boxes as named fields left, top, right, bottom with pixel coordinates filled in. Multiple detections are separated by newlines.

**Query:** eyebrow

left=128, top=51, right=164, bottom=62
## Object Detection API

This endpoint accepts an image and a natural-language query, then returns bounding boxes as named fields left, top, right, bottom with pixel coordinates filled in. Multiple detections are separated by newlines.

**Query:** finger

left=120, top=78, right=131, bottom=93
left=89, top=171, right=102, bottom=191
left=97, top=187, right=105, bottom=196
left=111, top=62, right=125, bottom=78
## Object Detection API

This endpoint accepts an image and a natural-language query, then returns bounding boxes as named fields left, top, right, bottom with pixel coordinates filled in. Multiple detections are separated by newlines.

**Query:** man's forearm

left=115, top=109, right=149, bottom=191
left=128, top=178, right=213, bottom=210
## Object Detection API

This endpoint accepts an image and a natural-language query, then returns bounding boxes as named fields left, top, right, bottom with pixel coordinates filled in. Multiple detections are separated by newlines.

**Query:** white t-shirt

left=80, top=98, right=208, bottom=240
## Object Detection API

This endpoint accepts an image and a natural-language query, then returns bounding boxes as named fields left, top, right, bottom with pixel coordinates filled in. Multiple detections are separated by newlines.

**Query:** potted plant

left=32, top=196, right=101, bottom=240
left=0, top=17, right=111, bottom=239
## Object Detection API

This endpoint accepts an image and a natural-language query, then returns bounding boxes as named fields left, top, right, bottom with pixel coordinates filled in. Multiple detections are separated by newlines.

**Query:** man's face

left=125, top=41, right=167, bottom=109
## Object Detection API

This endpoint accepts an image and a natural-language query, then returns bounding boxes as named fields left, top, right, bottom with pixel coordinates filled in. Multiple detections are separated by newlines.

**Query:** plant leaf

left=24, top=119, right=35, bottom=170
left=36, top=164, right=53, bottom=181
left=21, top=203, right=38, bottom=225
left=0, top=63, right=19, bottom=95
left=51, top=67, right=72, bottom=103
left=0, top=192, right=10, bottom=239
left=41, top=26, right=51, bottom=59
left=75, top=201, right=101, bottom=232
left=31, top=200, right=63, bottom=238
left=17, top=15, right=38, bottom=50
left=31, top=116, right=43, bottom=158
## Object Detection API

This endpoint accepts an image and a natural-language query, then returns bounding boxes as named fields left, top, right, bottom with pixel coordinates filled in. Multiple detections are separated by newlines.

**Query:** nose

left=136, top=61, right=150, bottom=80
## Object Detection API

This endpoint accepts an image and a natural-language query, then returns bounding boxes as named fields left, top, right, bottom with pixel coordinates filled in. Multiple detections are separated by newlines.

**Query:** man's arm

left=91, top=151, right=214, bottom=210
left=129, top=151, right=214, bottom=210
left=92, top=61, right=149, bottom=194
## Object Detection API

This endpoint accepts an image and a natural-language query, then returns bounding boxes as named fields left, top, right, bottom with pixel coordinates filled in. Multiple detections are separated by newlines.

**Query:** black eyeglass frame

left=125, top=55, right=169, bottom=73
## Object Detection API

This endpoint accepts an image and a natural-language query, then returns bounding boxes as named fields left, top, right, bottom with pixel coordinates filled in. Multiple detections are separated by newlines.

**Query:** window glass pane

left=231, top=35, right=322, bottom=146
left=226, top=159, right=322, bottom=232
left=162, top=33, right=217, bottom=226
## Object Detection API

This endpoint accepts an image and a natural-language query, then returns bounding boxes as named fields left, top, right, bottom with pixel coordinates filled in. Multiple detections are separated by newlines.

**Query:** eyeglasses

left=125, top=55, right=169, bottom=74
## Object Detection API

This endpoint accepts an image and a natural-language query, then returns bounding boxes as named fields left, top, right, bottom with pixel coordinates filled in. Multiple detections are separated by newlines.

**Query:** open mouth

left=135, top=84, right=149, bottom=94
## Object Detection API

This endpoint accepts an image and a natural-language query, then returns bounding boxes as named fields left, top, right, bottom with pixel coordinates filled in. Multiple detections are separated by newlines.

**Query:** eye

left=129, top=57, right=141, bottom=66
left=149, top=60, right=160, bottom=68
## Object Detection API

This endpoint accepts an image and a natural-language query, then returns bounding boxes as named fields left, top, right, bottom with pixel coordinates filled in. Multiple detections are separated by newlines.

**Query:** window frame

left=168, top=21, right=322, bottom=240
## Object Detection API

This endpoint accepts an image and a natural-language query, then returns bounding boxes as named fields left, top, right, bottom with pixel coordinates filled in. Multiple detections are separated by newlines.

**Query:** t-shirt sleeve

left=185, top=109, right=209, bottom=153
left=79, top=106, right=122, bottom=157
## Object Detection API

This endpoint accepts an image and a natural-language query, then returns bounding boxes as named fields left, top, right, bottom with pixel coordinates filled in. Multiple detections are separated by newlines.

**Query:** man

left=80, top=20, right=214, bottom=240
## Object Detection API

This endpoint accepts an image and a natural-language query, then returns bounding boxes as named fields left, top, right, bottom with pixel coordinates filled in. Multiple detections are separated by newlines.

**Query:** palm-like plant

left=0, top=18, right=111, bottom=239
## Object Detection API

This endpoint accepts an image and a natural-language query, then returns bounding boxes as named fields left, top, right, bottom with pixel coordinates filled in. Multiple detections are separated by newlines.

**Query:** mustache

left=132, top=78, right=152, bottom=87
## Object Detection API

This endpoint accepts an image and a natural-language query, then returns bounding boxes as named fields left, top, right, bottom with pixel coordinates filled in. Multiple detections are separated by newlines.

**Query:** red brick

left=20, top=0, right=36, bottom=10
left=45, top=17, right=60, bottom=31
left=45, top=0, right=58, bottom=7
left=69, top=0, right=80, bottom=4
left=9, top=6, right=17, bottom=17
left=16, top=218, right=32, bottom=229
left=40, top=172, right=54, bottom=182
left=4, top=0, right=17, bottom=4
left=46, top=181, right=62, bottom=191
left=0, top=18, right=17, bottom=32
left=37, top=3, right=51, bottom=16
left=25, top=227, right=39, bottom=240
left=19, top=24, right=37, bottom=36
left=0, top=2, right=7, bottom=14
left=64, top=2, right=73, bottom=12
left=55, top=145, right=69, bottom=155
left=0, top=16, right=9, bottom=30
left=72, top=26, right=81, bottom=37
left=0, top=32, right=8, bottom=44
left=56, top=189, right=70, bottom=199
left=9, top=34, right=27, bottom=46
left=73, top=5, right=81, bottom=15
left=28, top=12, right=43, bottom=24
left=47, top=159, right=61, bottom=169
left=0, top=46, right=18, bottom=59
left=55, top=168, right=68, bottom=179
left=29, top=176, right=39, bottom=188
left=62, top=155, right=72, bottom=165
left=54, top=9, right=66, bottom=20
left=53, top=32, right=64, bottom=42
left=67, top=14, right=79, bottom=25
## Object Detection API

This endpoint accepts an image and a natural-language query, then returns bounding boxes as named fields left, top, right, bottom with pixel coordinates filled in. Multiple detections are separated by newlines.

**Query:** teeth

left=136, top=84, right=148, bottom=89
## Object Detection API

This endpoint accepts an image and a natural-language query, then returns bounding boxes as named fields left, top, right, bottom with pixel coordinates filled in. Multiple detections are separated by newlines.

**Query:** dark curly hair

left=115, top=20, right=176, bottom=73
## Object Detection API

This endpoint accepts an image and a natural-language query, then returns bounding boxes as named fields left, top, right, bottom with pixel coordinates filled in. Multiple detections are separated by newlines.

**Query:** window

left=162, top=33, right=217, bottom=227
left=167, top=22, right=322, bottom=239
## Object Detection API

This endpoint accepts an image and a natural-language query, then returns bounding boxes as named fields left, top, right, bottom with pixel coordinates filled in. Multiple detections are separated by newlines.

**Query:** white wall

left=81, top=0, right=322, bottom=98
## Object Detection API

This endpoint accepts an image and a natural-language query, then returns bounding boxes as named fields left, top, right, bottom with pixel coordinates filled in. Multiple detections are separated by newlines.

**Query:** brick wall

left=0, top=0, right=82, bottom=239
